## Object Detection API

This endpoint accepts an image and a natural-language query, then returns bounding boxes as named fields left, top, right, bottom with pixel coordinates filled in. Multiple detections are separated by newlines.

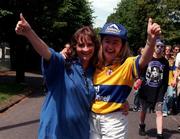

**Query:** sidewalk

left=0, top=70, right=43, bottom=113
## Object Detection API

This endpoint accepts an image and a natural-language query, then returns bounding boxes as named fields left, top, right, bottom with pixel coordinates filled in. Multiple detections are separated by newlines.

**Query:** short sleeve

left=41, top=48, right=65, bottom=86
left=132, top=55, right=141, bottom=79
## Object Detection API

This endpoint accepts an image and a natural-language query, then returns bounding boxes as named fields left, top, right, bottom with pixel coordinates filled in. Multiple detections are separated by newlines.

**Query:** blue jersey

left=38, top=48, right=95, bottom=139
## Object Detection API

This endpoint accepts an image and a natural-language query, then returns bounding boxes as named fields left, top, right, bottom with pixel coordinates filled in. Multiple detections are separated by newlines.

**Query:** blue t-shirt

left=38, top=48, right=95, bottom=139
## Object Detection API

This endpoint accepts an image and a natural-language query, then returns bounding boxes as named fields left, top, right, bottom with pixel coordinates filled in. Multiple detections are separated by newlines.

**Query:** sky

left=88, top=0, right=120, bottom=28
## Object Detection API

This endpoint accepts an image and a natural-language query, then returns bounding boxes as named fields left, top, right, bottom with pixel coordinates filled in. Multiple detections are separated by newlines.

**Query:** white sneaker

left=163, top=113, right=167, bottom=117
left=167, top=111, right=171, bottom=115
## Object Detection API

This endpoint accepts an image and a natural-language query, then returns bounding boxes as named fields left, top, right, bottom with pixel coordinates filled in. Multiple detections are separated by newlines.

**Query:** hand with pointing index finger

left=15, top=13, right=32, bottom=36
left=147, top=18, right=161, bottom=43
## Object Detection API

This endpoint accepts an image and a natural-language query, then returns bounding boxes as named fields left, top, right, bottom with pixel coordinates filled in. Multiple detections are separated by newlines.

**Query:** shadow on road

left=146, top=128, right=180, bottom=139
left=0, top=119, right=39, bottom=131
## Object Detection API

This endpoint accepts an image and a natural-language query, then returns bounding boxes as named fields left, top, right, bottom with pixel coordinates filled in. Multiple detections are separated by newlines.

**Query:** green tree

left=52, top=0, right=94, bottom=50
left=107, top=0, right=180, bottom=54
left=0, top=0, right=94, bottom=82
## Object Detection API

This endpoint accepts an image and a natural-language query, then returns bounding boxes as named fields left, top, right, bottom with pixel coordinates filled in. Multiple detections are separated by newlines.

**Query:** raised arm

left=139, top=18, right=161, bottom=69
left=15, top=13, right=51, bottom=61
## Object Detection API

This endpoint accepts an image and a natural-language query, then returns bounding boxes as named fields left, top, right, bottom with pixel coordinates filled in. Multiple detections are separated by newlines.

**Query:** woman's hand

left=60, top=44, right=72, bottom=59
left=15, top=13, right=32, bottom=36
left=15, top=13, right=52, bottom=60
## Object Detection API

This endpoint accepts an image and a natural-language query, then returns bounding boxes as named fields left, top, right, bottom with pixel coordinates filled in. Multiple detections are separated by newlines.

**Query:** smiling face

left=102, top=35, right=123, bottom=65
left=165, top=46, right=171, bottom=55
left=71, top=26, right=99, bottom=69
left=76, top=36, right=95, bottom=68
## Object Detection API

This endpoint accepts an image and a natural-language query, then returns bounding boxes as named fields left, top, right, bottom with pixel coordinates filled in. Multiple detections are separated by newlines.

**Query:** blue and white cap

left=99, top=23, right=127, bottom=40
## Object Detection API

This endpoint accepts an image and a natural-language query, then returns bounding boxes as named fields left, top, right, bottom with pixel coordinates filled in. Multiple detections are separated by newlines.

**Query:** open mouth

left=105, top=48, right=115, bottom=54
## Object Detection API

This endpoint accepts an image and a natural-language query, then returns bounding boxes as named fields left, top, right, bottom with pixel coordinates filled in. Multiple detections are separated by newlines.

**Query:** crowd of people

left=162, top=44, right=180, bottom=116
left=15, top=12, right=180, bottom=139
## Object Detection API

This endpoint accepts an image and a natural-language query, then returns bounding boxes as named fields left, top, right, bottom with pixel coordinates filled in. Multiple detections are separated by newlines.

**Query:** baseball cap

left=156, top=39, right=164, bottom=46
left=99, top=23, right=127, bottom=40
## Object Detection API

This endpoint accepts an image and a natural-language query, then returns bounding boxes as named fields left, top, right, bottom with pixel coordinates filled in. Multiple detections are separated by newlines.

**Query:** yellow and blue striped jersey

left=92, top=56, right=140, bottom=114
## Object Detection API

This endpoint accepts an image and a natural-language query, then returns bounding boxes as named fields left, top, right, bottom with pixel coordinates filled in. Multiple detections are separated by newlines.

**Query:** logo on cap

left=105, top=24, right=121, bottom=34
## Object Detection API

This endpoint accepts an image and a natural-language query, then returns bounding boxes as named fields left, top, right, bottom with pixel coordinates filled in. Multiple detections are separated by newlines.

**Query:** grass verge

left=0, top=83, right=27, bottom=103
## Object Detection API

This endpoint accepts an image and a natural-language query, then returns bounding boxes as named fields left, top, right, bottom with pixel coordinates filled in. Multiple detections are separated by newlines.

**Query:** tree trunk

left=15, top=36, right=26, bottom=83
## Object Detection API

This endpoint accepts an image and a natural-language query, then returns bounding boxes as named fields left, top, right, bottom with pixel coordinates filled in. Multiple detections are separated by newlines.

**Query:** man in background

left=138, top=39, right=169, bottom=139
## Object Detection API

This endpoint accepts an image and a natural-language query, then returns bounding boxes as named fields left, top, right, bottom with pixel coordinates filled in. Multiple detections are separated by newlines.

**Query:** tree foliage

left=0, top=9, right=12, bottom=18
left=0, top=0, right=94, bottom=49
left=51, top=0, right=94, bottom=50
left=0, top=0, right=94, bottom=82
left=107, top=0, right=180, bottom=54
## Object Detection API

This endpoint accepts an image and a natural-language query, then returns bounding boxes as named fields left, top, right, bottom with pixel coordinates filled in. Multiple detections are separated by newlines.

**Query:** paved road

left=0, top=72, right=44, bottom=139
left=0, top=73, right=180, bottom=139
left=127, top=94, right=180, bottom=139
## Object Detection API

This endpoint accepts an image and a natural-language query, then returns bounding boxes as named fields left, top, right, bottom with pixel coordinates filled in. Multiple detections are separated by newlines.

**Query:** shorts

left=90, top=111, right=128, bottom=139
left=140, top=99, right=163, bottom=112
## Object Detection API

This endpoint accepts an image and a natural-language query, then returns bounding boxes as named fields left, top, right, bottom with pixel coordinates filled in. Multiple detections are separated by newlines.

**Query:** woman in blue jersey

left=90, top=18, right=162, bottom=139
left=15, top=13, right=100, bottom=139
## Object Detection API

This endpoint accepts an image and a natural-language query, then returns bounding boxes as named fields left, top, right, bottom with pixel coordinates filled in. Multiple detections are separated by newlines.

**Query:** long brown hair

left=70, top=26, right=100, bottom=66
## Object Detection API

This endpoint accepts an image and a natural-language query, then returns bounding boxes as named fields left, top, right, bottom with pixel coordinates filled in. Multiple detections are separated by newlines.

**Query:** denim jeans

left=162, top=86, right=176, bottom=114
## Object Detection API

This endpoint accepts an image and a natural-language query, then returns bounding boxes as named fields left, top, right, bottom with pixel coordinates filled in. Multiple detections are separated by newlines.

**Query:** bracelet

left=146, top=39, right=151, bottom=46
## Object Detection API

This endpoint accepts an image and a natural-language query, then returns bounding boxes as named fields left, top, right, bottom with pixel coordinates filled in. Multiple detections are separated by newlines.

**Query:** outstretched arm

left=139, top=18, right=161, bottom=69
left=15, top=13, right=51, bottom=61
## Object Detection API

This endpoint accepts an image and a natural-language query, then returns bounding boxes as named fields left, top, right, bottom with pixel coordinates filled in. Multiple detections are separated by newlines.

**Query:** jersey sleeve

left=41, top=48, right=65, bottom=87
left=132, top=55, right=141, bottom=79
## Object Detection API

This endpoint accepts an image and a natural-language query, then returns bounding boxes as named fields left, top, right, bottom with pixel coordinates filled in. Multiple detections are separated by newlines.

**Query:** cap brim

left=99, top=32, right=127, bottom=40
